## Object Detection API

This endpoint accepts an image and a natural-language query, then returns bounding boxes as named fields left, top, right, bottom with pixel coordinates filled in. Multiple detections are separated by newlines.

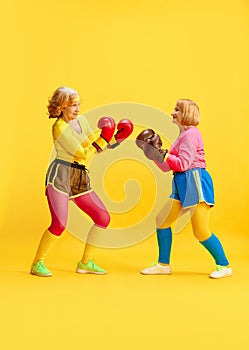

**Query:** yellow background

left=1, top=1, right=249, bottom=349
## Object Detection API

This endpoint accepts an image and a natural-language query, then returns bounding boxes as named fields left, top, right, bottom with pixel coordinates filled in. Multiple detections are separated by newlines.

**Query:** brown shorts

left=46, top=159, right=92, bottom=198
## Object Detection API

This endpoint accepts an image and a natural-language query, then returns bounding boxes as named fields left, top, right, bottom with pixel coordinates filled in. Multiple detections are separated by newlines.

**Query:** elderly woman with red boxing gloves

left=136, top=99, right=232, bottom=279
left=31, top=86, right=133, bottom=277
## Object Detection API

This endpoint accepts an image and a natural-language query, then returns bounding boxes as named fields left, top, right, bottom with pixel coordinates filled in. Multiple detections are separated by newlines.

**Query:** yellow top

left=52, top=115, right=107, bottom=164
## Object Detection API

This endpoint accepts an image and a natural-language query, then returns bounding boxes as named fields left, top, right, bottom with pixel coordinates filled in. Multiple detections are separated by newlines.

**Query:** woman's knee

left=192, top=229, right=211, bottom=242
left=48, top=221, right=66, bottom=236
left=94, top=210, right=111, bottom=229
left=191, top=203, right=212, bottom=241
left=156, top=215, right=170, bottom=229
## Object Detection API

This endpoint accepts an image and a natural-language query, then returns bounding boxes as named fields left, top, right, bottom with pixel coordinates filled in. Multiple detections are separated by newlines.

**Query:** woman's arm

left=154, top=132, right=197, bottom=173
left=166, top=133, right=197, bottom=172
left=79, top=115, right=97, bottom=146
left=53, top=122, right=107, bottom=160
left=153, top=159, right=171, bottom=172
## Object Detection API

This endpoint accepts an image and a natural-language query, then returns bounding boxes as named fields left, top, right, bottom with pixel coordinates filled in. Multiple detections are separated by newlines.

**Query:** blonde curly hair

left=176, top=99, right=200, bottom=126
left=47, top=86, right=79, bottom=119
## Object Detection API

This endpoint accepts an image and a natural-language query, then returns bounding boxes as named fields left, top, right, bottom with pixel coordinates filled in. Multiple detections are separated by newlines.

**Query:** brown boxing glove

left=136, top=129, right=168, bottom=163
left=135, top=129, right=155, bottom=149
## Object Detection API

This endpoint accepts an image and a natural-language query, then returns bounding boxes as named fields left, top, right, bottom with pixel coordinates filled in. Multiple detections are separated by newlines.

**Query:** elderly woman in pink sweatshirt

left=136, top=99, right=232, bottom=279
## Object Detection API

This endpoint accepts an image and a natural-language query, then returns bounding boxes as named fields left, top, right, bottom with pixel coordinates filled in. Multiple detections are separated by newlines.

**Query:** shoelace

left=216, top=265, right=224, bottom=271
left=87, top=259, right=101, bottom=270
left=88, top=260, right=96, bottom=268
left=37, top=261, right=45, bottom=268
left=35, top=261, right=49, bottom=272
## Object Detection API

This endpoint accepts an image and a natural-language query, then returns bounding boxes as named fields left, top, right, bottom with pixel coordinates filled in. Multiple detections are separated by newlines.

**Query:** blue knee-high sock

left=157, top=227, right=172, bottom=264
left=200, top=233, right=229, bottom=266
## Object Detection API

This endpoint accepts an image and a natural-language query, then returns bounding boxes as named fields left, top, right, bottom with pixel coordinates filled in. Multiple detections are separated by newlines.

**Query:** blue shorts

left=170, top=168, right=215, bottom=208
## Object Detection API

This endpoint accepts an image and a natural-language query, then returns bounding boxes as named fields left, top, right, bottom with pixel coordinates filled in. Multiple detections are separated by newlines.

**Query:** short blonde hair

left=176, top=99, right=200, bottom=126
left=47, top=86, right=79, bottom=118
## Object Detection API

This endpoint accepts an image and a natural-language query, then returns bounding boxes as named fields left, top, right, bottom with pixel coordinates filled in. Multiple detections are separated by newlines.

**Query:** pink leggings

left=46, top=184, right=110, bottom=236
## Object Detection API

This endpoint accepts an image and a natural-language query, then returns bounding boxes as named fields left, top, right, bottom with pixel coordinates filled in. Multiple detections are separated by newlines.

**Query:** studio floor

left=1, top=229, right=249, bottom=350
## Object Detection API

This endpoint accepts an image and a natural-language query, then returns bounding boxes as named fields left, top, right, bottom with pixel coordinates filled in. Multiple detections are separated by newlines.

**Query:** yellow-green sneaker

left=76, top=259, right=107, bottom=275
left=30, top=260, right=52, bottom=277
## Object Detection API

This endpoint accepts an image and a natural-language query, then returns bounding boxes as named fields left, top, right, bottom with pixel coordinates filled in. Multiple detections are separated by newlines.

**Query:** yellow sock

left=81, top=243, right=97, bottom=263
left=33, top=230, right=60, bottom=263
left=80, top=225, right=106, bottom=263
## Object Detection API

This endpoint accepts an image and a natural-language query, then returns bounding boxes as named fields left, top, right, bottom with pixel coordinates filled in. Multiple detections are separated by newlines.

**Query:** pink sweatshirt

left=154, top=127, right=206, bottom=173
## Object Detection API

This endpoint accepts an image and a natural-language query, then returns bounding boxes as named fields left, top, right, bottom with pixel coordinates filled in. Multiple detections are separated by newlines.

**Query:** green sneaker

left=76, top=259, right=107, bottom=275
left=30, top=260, right=52, bottom=277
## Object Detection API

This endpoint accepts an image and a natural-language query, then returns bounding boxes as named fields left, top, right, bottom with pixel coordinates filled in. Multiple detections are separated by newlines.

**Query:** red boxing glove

left=98, top=116, right=116, bottom=143
left=92, top=116, right=116, bottom=153
left=109, top=119, right=134, bottom=148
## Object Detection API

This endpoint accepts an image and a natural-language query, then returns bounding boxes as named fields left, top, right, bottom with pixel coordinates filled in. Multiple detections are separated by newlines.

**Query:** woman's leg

left=47, top=185, right=69, bottom=236
left=156, top=199, right=182, bottom=264
left=72, top=191, right=110, bottom=274
left=190, top=202, right=232, bottom=278
left=190, top=202, right=212, bottom=242
left=156, top=198, right=183, bottom=229
left=141, top=199, right=182, bottom=274
left=31, top=185, right=69, bottom=276
left=72, top=190, right=110, bottom=229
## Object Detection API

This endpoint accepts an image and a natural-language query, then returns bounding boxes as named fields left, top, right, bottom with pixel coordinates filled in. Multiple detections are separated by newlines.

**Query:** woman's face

left=171, top=104, right=183, bottom=127
left=62, top=96, right=81, bottom=122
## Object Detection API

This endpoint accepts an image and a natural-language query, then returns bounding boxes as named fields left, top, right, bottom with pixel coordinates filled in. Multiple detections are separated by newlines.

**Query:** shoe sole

left=30, top=271, right=52, bottom=277
left=209, top=273, right=232, bottom=279
left=76, top=269, right=107, bottom=275
left=140, top=271, right=171, bottom=275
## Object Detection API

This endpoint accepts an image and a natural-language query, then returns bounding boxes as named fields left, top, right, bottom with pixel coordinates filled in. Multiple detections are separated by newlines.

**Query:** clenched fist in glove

left=108, top=119, right=134, bottom=148
left=92, top=116, right=116, bottom=152
left=136, top=129, right=168, bottom=163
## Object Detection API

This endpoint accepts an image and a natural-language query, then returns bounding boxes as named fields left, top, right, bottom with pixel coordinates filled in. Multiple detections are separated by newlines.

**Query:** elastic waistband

left=173, top=167, right=206, bottom=175
left=54, top=159, right=87, bottom=171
